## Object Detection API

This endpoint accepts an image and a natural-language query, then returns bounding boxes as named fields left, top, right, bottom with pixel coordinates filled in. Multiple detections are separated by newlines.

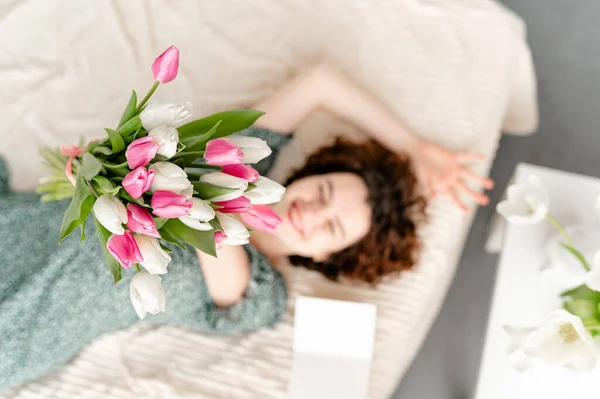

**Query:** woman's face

left=270, top=172, right=372, bottom=261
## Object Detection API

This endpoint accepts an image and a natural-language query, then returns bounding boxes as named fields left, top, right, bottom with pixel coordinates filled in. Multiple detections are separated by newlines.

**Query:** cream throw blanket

left=0, top=0, right=537, bottom=398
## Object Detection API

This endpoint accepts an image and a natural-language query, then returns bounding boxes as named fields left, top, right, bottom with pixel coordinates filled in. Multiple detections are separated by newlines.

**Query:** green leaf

left=91, top=176, right=120, bottom=196
left=159, top=243, right=173, bottom=254
left=92, top=146, right=113, bottom=156
left=154, top=217, right=168, bottom=230
left=105, top=128, right=126, bottom=153
left=180, top=121, right=222, bottom=152
left=162, top=218, right=216, bottom=257
left=94, top=218, right=122, bottom=283
left=80, top=153, right=103, bottom=180
left=246, top=183, right=257, bottom=192
left=118, top=90, right=137, bottom=129
left=559, top=243, right=591, bottom=271
left=158, top=229, right=185, bottom=249
left=178, top=109, right=264, bottom=140
left=117, top=115, right=142, bottom=136
left=118, top=190, right=147, bottom=207
left=192, top=181, right=238, bottom=200
left=564, top=298, right=599, bottom=320
left=560, top=284, right=600, bottom=301
left=58, top=174, right=95, bottom=243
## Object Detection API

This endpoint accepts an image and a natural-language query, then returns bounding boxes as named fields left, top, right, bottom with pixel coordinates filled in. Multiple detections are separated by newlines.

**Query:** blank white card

left=287, top=297, right=377, bottom=399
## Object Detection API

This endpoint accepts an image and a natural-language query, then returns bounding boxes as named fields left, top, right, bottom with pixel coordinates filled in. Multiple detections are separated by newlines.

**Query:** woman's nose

left=300, top=199, right=330, bottom=235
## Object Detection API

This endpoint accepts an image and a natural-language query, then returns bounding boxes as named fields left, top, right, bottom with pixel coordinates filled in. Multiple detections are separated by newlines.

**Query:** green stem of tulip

left=546, top=214, right=574, bottom=247
left=135, top=264, right=141, bottom=272
left=136, top=81, right=160, bottom=113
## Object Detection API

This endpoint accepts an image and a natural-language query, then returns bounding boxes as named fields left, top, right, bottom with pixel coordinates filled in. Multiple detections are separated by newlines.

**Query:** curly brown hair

left=286, top=138, right=426, bottom=285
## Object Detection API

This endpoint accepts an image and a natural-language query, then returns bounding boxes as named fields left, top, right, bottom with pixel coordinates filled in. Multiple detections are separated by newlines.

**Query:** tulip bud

left=221, top=163, right=260, bottom=183
left=126, top=136, right=160, bottom=169
left=149, top=162, right=193, bottom=197
left=107, top=231, right=143, bottom=269
left=151, top=190, right=193, bottom=218
left=126, top=203, right=160, bottom=238
left=123, top=167, right=155, bottom=199
left=214, top=196, right=252, bottom=214
left=244, top=177, right=286, bottom=205
left=228, top=136, right=272, bottom=164
left=134, top=235, right=171, bottom=275
left=204, top=138, right=243, bottom=166
left=214, top=231, right=227, bottom=250
left=216, top=212, right=250, bottom=246
left=130, top=271, right=166, bottom=320
left=140, top=101, right=192, bottom=131
left=93, top=194, right=128, bottom=235
left=151, top=45, right=179, bottom=84
left=149, top=126, right=179, bottom=158
left=179, top=198, right=215, bottom=231
left=199, top=172, right=248, bottom=202
left=240, top=205, right=282, bottom=234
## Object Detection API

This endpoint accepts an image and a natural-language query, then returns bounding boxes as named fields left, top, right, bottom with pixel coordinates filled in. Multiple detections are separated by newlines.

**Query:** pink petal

left=126, top=136, right=160, bottom=169
left=240, top=205, right=282, bottom=234
left=152, top=45, right=179, bottom=84
left=204, top=138, right=243, bottom=166
left=221, top=163, right=260, bottom=182
left=213, top=196, right=252, bottom=214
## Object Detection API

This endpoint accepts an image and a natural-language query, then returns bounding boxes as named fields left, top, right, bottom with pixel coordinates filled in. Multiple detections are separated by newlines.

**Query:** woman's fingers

left=456, top=152, right=485, bottom=164
left=448, top=189, right=470, bottom=214
left=461, top=169, right=494, bottom=190
left=458, top=182, right=489, bottom=206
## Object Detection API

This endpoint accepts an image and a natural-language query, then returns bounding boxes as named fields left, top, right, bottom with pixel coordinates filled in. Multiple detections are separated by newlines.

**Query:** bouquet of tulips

left=39, top=45, right=285, bottom=318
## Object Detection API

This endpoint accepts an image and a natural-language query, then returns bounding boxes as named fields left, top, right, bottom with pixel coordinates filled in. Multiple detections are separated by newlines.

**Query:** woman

left=0, top=65, right=492, bottom=391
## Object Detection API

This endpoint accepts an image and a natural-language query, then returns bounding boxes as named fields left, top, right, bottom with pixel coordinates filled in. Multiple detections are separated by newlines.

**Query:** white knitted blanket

left=0, top=0, right=537, bottom=398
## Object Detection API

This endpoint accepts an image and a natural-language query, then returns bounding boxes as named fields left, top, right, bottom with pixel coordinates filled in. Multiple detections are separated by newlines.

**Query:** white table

left=475, top=163, right=600, bottom=399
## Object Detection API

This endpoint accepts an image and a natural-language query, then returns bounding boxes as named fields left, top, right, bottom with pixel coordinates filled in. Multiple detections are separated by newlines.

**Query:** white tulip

left=199, top=172, right=248, bottom=202
left=228, top=135, right=272, bottom=164
left=244, top=176, right=286, bottom=205
left=129, top=271, right=166, bottom=320
left=496, top=175, right=549, bottom=225
left=149, top=126, right=179, bottom=158
left=149, top=162, right=193, bottom=197
left=92, top=194, right=128, bottom=235
left=140, top=101, right=192, bottom=131
left=134, top=235, right=171, bottom=275
left=179, top=198, right=215, bottom=231
left=584, top=251, right=600, bottom=291
left=217, top=213, right=250, bottom=246
left=504, top=310, right=597, bottom=371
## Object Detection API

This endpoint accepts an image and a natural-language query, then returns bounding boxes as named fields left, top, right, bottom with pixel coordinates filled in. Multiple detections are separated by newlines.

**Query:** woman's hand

left=413, top=140, right=494, bottom=213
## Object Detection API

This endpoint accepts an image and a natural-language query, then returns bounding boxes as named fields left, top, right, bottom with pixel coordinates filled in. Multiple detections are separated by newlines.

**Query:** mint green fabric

left=0, top=127, right=291, bottom=391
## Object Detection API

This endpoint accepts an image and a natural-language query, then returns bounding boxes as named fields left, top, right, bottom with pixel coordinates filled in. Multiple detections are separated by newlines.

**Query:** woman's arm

left=195, top=247, right=250, bottom=307
left=253, top=64, right=493, bottom=211
left=253, top=65, right=419, bottom=153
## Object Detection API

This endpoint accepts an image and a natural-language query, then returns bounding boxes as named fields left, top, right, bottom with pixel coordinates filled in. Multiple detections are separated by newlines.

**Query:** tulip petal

left=151, top=45, right=179, bottom=84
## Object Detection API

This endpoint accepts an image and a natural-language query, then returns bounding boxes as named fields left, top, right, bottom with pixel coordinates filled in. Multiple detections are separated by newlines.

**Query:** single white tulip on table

left=134, top=235, right=171, bottom=275
left=199, top=172, right=248, bottom=202
left=130, top=271, right=166, bottom=320
left=149, top=126, right=179, bottom=158
left=140, top=101, right=192, bottom=131
left=149, top=162, right=193, bottom=197
left=92, top=194, right=128, bottom=235
left=217, top=212, right=250, bottom=245
left=244, top=176, right=286, bottom=205
left=179, top=198, right=216, bottom=231
left=504, top=309, right=597, bottom=371
left=496, top=175, right=549, bottom=225
left=228, top=135, right=272, bottom=164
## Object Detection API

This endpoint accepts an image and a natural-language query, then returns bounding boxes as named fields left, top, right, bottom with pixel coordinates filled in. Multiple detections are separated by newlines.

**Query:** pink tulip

left=152, top=45, right=179, bottom=84
left=213, top=196, right=252, bottom=214
left=126, top=204, right=161, bottom=238
left=107, top=231, right=143, bottom=269
left=221, top=163, right=260, bottom=182
left=214, top=231, right=227, bottom=250
left=123, top=167, right=155, bottom=199
left=126, top=136, right=160, bottom=169
left=151, top=190, right=192, bottom=218
left=240, top=205, right=282, bottom=234
left=204, top=138, right=243, bottom=166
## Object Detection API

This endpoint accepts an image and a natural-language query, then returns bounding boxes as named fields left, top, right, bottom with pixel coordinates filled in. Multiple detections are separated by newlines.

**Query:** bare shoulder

left=195, top=246, right=251, bottom=308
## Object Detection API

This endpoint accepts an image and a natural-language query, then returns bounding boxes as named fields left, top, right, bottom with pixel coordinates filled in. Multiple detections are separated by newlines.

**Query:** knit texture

left=0, top=127, right=290, bottom=392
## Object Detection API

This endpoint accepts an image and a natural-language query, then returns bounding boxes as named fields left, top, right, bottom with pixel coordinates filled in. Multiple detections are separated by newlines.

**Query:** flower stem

left=136, top=81, right=160, bottom=113
left=135, top=264, right=141, bottom=272
left=546, top=214, right=574, bottom=247
left=102, top=161, right=129, bottom=170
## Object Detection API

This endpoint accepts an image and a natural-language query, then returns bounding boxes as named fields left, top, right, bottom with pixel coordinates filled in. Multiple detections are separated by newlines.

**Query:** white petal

left=188, top=198, right=216, bottom=221
left=585, top=251, right=600, bottom=291
left=135, top=235, right=171, bottom=275
left=130, top=280, right=147, bottom=320
left=504, top=325, right=536, bottom=353
left=179, top=216, right=213, bottom=231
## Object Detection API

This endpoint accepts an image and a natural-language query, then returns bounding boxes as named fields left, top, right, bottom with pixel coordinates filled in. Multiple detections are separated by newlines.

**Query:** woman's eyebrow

left=327, top=179, right=334, bottom=202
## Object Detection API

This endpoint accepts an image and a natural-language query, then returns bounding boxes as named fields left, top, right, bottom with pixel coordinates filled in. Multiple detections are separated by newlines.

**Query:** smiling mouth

left=288, top=201, right=305, bottom=239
